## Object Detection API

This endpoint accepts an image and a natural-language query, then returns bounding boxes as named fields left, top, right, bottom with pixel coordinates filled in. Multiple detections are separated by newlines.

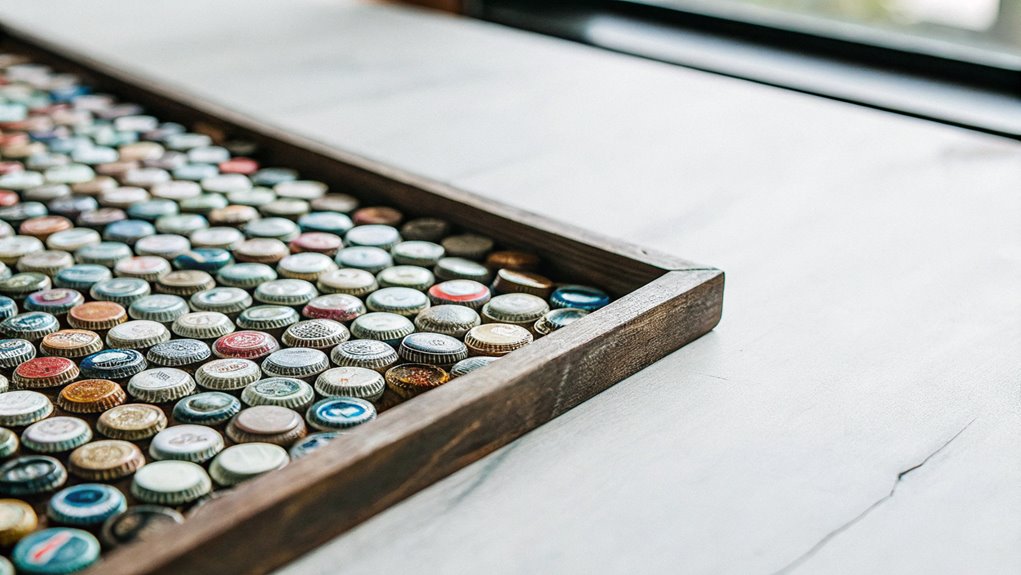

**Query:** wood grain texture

left=0, top=2, right=1018, bottom=575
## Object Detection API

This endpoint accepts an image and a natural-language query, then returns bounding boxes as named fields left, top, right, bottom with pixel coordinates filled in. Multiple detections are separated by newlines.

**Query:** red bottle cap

left=212, top=330, right=281, bottom=361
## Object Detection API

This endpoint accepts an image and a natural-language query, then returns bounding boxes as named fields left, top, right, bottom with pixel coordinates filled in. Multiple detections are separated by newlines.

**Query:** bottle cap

left=0, top=240, right=44, bottom=269
left=433, top=257, right=491, bottom=283
left=79, top=348, right=147, bottom=381
left=365, top=287, right=429, bottom=317
left=241, top=377, right=315, bottom=410
left=244, top=217, right=299, bottom=242
left=178, top=193, right=228, bottom=214
left=77, top=208, right=126, bottom=230
left=101, top=505, right=185, bottom=547
left=54, top=263, right=111, bottom=290
left=126, top=199, right=177, bottom=222
left=130, top=460, right=212, bottom=505
left=199, top=172, right=249, bottom=193
left=0, top=296, right=16, bottom=319
left=19, top=216, right=73, bottom=241
left=441, top=233, right=494, bottom=261
left=233, top=238, right=289, bottom=264
left=289, top=231, right=343, bottom=255
left=39, top=329, right=102, bottom=359
left=549, top=284, right=610, bottom=311
left=12, top=528, right=99, bottom=573
left=306, top=397, right=376, bottom=431
left=0, top=499, right=37, bottom=546
left=329, top=340, right=399, bottom=374
left=427, top=280, right=491, bottom=310
left=16, top=250, right=74, bottom=276
left=58, top=379, right=127, bottom=413
left=344, top=224, right=401, bottom=250
left=235, top=305, right=299, bottom=332
left=492, top=269, right=555, bottom=299
left=259, top=198, right=310, bottom=220
left=349, top=312, right=414, bottom=345
left=145, top=340, right=211, bottom=370
left=227, top=187, right=275, bottom=208
left=315, top=367, right=386, bottom=401
left=376, top=265, right=435, bottom=291
left=172, top=248, right=233, bottom=273
left=384, top=364, right=450, bottom=399
left=226, top=405, right=307, bottom=446
left=534, top=308, right=589, bottom=335
left=0, top=312, right=59, bottom=342
left=195, top=358, right=261, bottom=391
left=21, top=416, right=92, bottom=453
left=113, top=255, right=171, bottom=282
left=0, top=391, right=53, bottom=426
left=0, top=339, right=36, bottom=369
left=189, top=287, right=252, bottom=315
left=151, top=180, right=201, bottom=202
left=105, top=320, right=171, bottom=350
left=398, top=333, right=469, bottom=366
left=135, top=234, right=191, bottom=260
left=254, top=279, right=318, bottom=307
left=96, top=403, right=167, bottom=440
left=155, top=269, right=215, bottom=297
left=0, top=456, right=66, bottom=495
left=0, top=427, right=17, bottom=458
left=126, top=368, right=196, bottom=403
left=48, top=483, right=126, bottom=526
left=148, top=425, right=224, bottom=463
left=191, top=227, right=244, bottom=251
left=215, top=262, right=277, bottom=288
left=316, top=268, right=378, bottom=297
left=289, top=431, right=344, bottom=460
left=12, top=357, right=79, bottom=390
left=451, top=356, right=499, bottom=378
left=209, top=205, right=260, bottom=227
left=68, top=439, right=144, bottom=481
left=0, top=272, right=51, bottom=299
left=211, top=330, right=280, bottom=361
left=260, top=349, right=329, bottom=381
left=155, top=213, right=209, bottom=237
left=128, top=294, right=189, bottom=323
left=481, top=293, right=550, bottom=326
left=75, top=241, right=133, bottom=269
left=390, top=241, right=444, bottom=267
left=172, top=392, right=241, bottom=426
left=102, top=219, right=154, bottom=245
left=334, top=246, right=392, bottom=273
left=301, top=293, right=365, bottom=323
left=281, top=319, right=350, bottom=350
left=277, top=252, right=337, bottom=282
left=463, top=324, right=533, bottom=357
left=252, top=168, right=299, bottom=188
left=67, top=301, right=127, bottom=331
left=209, top=443, right=288, bottom=487
left=45, top=228, right=100, bottom=253
left=309, top=193, right=358, bottom=214
left=171, top=311, right=235, bottom=340
left=23, top=288, right=84, bottom=315
left=414, top=305, right=481, bottom=339
left=273, top=180, right=327, bottom=201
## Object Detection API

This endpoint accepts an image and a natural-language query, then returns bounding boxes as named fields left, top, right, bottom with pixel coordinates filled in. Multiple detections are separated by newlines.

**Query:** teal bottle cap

left=433, top=257, right=491, bottom=283
left=172, top=392, right=241, bottom=426
left=0, top=339, right=37, bottom=369
left=21, top=417, right=92, bottom=453
left=260, top=348, right=330, bottom=380
left=534, top=308, right=589, bottom=335
left=126, top=367, right=196, bottom=403
left=235, top=305, right=300, bottom=332
left=334, top=246, right=392, bottom=274
left=0, top=391, right=53, bottom=426
left=105, top=320, right=172, bottom=350
left=281, top=319, right=350, bottom=350
left=241, top=377, right=316, bottom=410
left=12, top=528, right=99, bottom=573
left=173, top=248, right=233, bottom=273
left=390, top=241, right=444, bottom=267
left=329, top=339, right=399, bottom=373
left=254, top=279, right=318, bottom=306
left=306, top=397, right=376, bottom=431
left=101, top=505, right=185, bottom=547
left=376, top=265, right=435, bottom=291
left=0, top=296, right=17, bottom=319
left=0, top=312, right=59, bottom=342
left=128, top=294, right=190, bottom=323
left=130, top=460, right=212, bottom=505
left=190, top=227, right=244, bottom=250
left=54, top=264, right=111, bottom=290
left=23, top=289, right=84, bottom=315
left=366, top=287, right=430, bottom=317
left=398, top=333, right=469, bottom=366
left=75, top=241, right=132, bottom=267
left=414, top=305, right=481, bottom=339
left=297, top=212, right=353, bottom=235
left=48, top=483, right=126, bottom=526
left=549, top=284, right=610, bottom=311
left=215, top=262, right=277, bottom=288
left=315, top=367, right=386, bottom=401
left=189, top=287, right=252, bottom=314
left=344, top=225, right=401, bottom=250
left=0, top=455, right=67, bottom=496
left=349, top=312, right=415, bottom=345
left=252, top=167, right=299, bottom=187
left=146, top=338, right=212, bottom=368
left=171, top=311, right=235, bottom=340
left=209, top=442, right=288, bottom=487
left=288, top=431, right=344, bottom=460
left=113, top=256, right=172, bottom=282
left=451, top=356, right=499, bottom=378
left=316, top=268, right=377, bottom=297
left=148, top=425, right=224, bottom=463
left=0, top=427, right=18, bottom=458
left=196, top=358, right=262, bottom=391
left=127, top=199, right=178, bottom=222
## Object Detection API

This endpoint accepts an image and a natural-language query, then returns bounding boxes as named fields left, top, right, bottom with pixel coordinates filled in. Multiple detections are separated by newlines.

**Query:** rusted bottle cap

left=315, top=366, right=386, bottom=401
left=481, top=293, right=550, bottom=327
left=242, top=377, right=316, bottom=411
left=96, top=403, right=167, bottom=440
left=427, top=279, right=491, bottom=310
left=127, top=368, right=196, bottom=403
left=0, top=499, right=37, bottom=546
left=58, top=379, right=127, bottom=413
left=195, top=358, right=262, bottom=391
left=463, top=324, right=533, bottom=357
left=377, top=265, right=434, bottom=291
left=69, top=440, right=145, bottom=481
left=414, top=305, right=481, bottom=339
left=492, top=269, right=555, bottom=299
left=399, top=217, right=449, bottom=242
left=352, top=206, right=402, bottom=227
left=12, top=357, right=79, bottom=390
left=391, top=241, right=444, bottom=267
left=67, top=301, right=127, bottom=331
left=40, top=329, right=103, bottom=359
left=226, top=405, right=307, bottom=446
left=384, top=363, right=450, bottom=399
left=105, top=320, right=172, bottom=350
left=398, top=333, right=469, bottom=366
left=316, top=268, right=377, bottom=297
left=212, top=330, right=280, bottom=361
left=306, top=397, right=376, bottom=431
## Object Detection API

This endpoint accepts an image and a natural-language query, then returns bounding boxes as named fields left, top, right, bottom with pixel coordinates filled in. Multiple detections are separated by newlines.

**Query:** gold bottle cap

left=0, top=499, right=37, bottom=546
left=40, top=329, right=103, bottom=358
left=57, top=379, right=127, bottom=414
left=96, top=403, right=168, bottom=441
left=69, top=439, right=145, bottom=481
left=384, top=363, right=450, bottom=399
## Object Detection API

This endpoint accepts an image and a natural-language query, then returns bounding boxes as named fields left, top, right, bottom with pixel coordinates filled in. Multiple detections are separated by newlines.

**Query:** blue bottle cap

left=0, top=455, right=67, bottom=496
left=252, top=167, right=299, bottom=187
left=90, top=277, right=151, bottom=306
left=47, top=483, right=126, bottom=526
left=173, top=248, right=234, bottom=272
left=306, top=397, right=377, bottom=431
left=0, top=296, right=17, bottom=319
left=288, top=431, right=344, bottom=459
left=549, top=285, right=611, bottom=311
left=0, top=312, right=59, bottom=342
left=12, top=528, right=100, bottom=573
left=79, top=348, right=147, bottom=381
left=74, top=242, right=132, bottom=267
left=172, top=163, right=218, bottom=182
left=298, top=212, right=354, bottom=235
left=215, top=263, right=277, bottom=289
left=54, top=264, right=112, bottom=290
left=127, top=199, right=179, bottom=222
left=172, top=391, right=241, bottom=426
left=102, top=219, right=155, bottom=245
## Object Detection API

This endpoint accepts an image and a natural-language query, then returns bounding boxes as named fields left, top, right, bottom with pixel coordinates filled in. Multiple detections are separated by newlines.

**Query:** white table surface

left=0, top=1, right=1018, bottom=573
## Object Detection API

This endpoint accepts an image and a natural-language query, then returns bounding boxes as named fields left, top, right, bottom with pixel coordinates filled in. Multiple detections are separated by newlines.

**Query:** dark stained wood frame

left=0, top=23, right=724, bottom=575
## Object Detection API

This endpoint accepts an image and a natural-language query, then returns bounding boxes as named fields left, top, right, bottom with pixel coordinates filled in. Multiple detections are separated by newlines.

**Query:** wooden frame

left=0, top=23, right=724, bottom=575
